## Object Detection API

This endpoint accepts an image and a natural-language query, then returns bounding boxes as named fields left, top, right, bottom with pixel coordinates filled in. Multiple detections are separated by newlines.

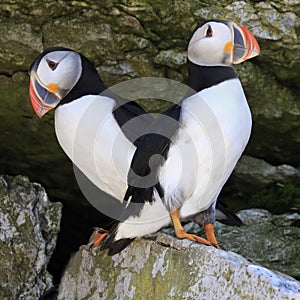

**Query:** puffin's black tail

left=100, top=222, right=134, bottom=256
left=215, top=202, right=243, bottom=227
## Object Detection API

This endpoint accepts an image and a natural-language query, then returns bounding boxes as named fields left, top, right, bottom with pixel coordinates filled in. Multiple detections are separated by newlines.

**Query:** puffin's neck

left=60, top=55, right=106, bottom=105
left=187, top=59, right=238, bottom=92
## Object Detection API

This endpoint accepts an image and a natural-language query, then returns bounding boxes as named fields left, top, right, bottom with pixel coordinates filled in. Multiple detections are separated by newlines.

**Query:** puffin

left=28, top=26, right=250, bottom=254
left=28, top=46, right=156, bottom=250
left=103, top=19, right=260, bottom=252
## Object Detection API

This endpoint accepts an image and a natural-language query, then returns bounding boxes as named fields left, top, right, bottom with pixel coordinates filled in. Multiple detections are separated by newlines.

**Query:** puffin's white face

left=29, top=50, right=82, bottom=117
left=188, top=22, right=233, bottom=66
left=37, top=51, right=82, bottom=93
left=188, top=21, right=260, bottom=67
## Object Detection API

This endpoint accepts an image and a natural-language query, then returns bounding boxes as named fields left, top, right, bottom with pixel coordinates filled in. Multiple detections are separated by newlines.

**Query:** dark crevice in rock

left=21, top=115, right=34, bottom=119
left=0, top=71, right=13, bottom=77
left=291, top=220, right=300, bottom=228
left=46, top=202, right=111, bottom=285
left=156, top=240, right=186, bottom=251
left=0, top=70, right=29, bottom=78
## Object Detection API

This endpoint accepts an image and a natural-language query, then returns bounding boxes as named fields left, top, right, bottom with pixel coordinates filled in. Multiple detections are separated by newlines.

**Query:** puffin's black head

left=187, top=20, right=260, bottom=67
left=29, top=47, right=105, bottom=118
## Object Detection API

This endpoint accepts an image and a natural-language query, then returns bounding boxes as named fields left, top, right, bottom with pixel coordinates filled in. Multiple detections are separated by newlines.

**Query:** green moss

left=249, top=184, right=300, bottom=214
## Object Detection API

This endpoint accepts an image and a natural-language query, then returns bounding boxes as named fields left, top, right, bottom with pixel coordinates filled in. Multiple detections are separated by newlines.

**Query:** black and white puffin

left=29, top=46, right=160, bottom=249
left=29, top=47, right=156, bottom=198
left=103, top=19, right=260, bottom=252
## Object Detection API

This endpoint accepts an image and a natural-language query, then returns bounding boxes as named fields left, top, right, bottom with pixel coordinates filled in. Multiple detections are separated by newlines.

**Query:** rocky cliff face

left=0, top=175, right=62, bottom=299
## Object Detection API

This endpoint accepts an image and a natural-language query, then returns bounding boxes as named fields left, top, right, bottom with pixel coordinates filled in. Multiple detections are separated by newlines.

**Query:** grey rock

left=58, top=233, right=300, bottom=300
left=214, top=209, right=300, bottom=279
left=0, top=175, right=62, bottom=300
left=272, top=212, right=300, bottom=227
left=230, top=155, right=300, bottom=194
left=221, top=156, right=300, bottom=214
left=153, top=50, right=187, bottom=69
left=0, top=20, right=43, bottom=73
left=161, top=209, right=300, bottom=279
left=236, top=208, right=272, bottom=225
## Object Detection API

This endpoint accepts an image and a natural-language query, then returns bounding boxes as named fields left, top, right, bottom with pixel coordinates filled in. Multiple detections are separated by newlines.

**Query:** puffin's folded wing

left=124, top=104, right=182, bottom=204
left=103, top=90, right=154, bottom=147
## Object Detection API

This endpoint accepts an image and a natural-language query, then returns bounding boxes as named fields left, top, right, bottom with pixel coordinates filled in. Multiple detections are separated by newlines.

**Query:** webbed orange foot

left=170, top=209, right=213, bottom=247
left=88, top=227, right=108, bottom=249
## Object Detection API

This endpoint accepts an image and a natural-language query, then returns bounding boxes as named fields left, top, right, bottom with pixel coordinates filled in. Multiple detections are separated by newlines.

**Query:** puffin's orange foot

left=170, top=209, right=214, bottom=247
left=204, top=223, right=221, bottom=249
left=176, top=229, right=212, bottom=246
left=88, top=227, right=108, bottom=249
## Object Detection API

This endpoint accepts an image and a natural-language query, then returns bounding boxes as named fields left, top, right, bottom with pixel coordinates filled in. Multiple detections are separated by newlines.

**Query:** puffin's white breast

left=159, top=78, right=252, bottom=217
left=55, top=95, right=171, bottom=238
left=54, top=95, right=135, bottom=200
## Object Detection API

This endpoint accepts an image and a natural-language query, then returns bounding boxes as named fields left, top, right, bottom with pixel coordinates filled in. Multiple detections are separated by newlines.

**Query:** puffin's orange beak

left=29, top=73, right=60, bottom=118
left=231, top=23, right=260, bottom=64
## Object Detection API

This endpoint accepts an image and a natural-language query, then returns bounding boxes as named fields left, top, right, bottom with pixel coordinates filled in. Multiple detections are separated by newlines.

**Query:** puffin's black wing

left=124, top=103, right=182, bottom=203
left=112, top=99, right=154, bottom=147
left=100, top=87, right=154, bottom=146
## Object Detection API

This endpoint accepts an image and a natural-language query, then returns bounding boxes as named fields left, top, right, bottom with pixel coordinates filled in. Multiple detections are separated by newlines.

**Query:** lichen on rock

left=0, top=175, right=62, bottom=299
left=58, top=233, right=300, bottom=300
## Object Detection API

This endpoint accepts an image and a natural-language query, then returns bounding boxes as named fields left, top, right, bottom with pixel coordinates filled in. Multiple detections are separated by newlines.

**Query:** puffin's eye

left=206, top=25, right=213, bottom=37
left=46, top=59, right=58, bottom=71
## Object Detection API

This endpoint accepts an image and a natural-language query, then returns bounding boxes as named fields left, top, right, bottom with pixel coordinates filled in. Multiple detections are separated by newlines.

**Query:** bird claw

left=211, top=242, right=218, bottom=248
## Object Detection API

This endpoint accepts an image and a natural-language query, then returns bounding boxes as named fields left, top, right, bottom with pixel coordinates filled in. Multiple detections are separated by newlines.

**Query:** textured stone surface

left=230, top=155, right=300, bottom=193
left=216, top=209, right=300, bottom=280
left=220, top=156, right=300, bottom=213
left=58, top=233, right=300, bottom=300
left=0, top=175, right=62, bottom=299
left=161, top=209, right=300, bottom=280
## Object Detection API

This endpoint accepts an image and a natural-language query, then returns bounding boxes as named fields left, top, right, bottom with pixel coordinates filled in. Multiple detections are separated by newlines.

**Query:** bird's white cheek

left=37, top=65, right=52, bottom=86
left=188, top=41, right=206, bottom=65
left=188, top=41, right=227, bottom=67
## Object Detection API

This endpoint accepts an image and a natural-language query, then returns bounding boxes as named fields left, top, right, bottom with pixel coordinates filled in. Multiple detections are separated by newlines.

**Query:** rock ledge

left=58, top=234, right=300, bottom=300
